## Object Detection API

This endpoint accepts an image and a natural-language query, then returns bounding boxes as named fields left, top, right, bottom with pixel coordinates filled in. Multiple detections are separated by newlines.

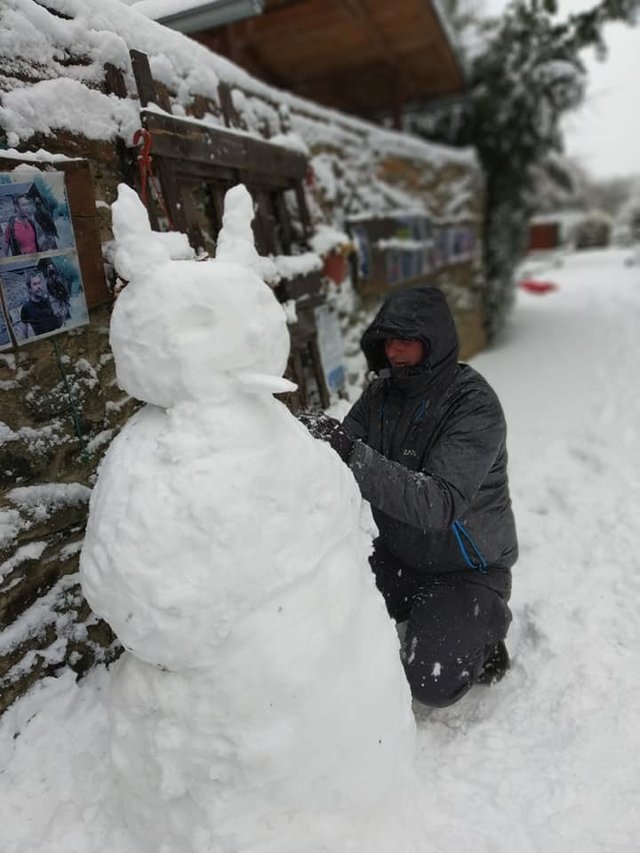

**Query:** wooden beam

left=140, top=110, right=308, bottom=181
left=130, top=49, right=172, bottom=113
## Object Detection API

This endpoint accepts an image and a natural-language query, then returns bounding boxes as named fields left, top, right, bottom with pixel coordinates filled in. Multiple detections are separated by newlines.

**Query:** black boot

left=476, top=640, right=510, bottom=685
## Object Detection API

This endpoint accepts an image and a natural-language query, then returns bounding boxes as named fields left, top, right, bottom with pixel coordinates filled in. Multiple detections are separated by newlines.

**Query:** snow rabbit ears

left=109, top=183, right=293, bottom=408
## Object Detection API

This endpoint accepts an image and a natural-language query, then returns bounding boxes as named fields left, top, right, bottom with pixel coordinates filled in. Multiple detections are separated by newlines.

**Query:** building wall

left=0, top=0, right=485, bottom=713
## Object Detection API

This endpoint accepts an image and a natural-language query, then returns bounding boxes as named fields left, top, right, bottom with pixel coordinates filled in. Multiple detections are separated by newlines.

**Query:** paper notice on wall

left=313, top=303, right=346, bottom=395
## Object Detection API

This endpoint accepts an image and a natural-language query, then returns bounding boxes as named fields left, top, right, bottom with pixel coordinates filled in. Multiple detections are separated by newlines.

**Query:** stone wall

left=0, top=304, right=136, bottom=713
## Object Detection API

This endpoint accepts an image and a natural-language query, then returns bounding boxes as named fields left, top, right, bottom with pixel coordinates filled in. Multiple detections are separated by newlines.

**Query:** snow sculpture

left=80, top=184, right=423, bottom=852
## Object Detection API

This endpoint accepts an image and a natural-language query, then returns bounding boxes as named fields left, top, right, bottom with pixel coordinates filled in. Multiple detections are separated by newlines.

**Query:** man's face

left=27, top=276, right=47, bottom=300
left=16, top=196, right=32, bottom=218
left=384, top=338, right=425, bottom=368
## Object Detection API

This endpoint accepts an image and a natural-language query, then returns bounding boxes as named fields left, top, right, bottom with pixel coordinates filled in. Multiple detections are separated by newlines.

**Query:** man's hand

left=297, top=410, right=355, bottom=463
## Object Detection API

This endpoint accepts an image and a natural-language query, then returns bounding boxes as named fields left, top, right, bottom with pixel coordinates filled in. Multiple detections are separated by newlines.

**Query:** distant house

left=527, top=211, right=592, bottom=252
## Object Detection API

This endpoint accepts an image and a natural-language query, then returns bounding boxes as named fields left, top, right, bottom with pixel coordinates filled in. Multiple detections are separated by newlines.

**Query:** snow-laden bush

left=613, top=181, right=640, bottom=245
left=571, top=209, right=613, bottom=249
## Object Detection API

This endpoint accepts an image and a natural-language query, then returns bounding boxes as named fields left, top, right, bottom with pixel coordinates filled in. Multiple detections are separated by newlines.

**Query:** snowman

left=80, top=184, right=424, bottom=852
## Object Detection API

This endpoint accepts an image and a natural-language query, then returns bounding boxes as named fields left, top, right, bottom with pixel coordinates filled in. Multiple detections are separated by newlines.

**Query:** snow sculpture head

left=110, top=183, right=291, bottom=407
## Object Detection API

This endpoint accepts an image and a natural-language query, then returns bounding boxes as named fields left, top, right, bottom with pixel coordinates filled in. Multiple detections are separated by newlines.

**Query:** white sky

left=485, top=0, right=640, bottom=180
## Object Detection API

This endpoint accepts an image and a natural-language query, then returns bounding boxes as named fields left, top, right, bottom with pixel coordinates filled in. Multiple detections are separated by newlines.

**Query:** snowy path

left=415, top=248, right=640, bottom=852
left=1, top=248, right=639, bottom=852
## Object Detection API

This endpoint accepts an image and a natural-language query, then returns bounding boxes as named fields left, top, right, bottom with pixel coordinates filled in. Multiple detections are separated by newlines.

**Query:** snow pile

left=3, top=248, right=640, bottom=851
left=78, top=184, right=422, bottom=852
left=309, top=223, right=352, bottom=256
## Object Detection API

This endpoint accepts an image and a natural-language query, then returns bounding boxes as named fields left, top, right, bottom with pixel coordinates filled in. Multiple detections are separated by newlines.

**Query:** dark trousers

left=370, top=541, right=512, bottom=708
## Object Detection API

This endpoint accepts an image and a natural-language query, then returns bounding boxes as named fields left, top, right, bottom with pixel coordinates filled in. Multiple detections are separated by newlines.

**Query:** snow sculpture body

left=80, top=184, right=422, bottom=852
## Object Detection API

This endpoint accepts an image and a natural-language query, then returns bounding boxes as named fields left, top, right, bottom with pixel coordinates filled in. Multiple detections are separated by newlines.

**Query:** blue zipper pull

left=451, top=520, right=488, bottom=573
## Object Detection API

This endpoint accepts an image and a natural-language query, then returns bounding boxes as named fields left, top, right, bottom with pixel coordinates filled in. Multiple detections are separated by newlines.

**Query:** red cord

left=132, top=128, right=174, bottom=230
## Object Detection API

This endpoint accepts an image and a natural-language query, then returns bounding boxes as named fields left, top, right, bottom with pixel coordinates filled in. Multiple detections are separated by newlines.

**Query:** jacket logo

left=402, top=449, right=417, bottom=457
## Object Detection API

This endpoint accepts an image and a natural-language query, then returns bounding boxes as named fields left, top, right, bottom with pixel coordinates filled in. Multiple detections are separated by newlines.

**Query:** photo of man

left=2, top=194, right=43, bottom=256
left=0, top=254, right=89, bottom=345
left=38, top=256, right=71, bottom=322
left=0, top=172, right=74, bottom=259
left=0, top=170, right=89, bottom=346
left=19, top=270, right=61, bottom=338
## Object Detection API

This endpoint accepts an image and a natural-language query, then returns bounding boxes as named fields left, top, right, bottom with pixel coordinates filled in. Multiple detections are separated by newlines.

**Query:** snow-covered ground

left=1, top=247, right=639, bottom=852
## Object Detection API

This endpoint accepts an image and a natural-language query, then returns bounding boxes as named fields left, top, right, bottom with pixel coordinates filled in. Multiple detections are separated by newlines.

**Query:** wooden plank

left=174, top=162, right=238, bottom=184
left=130, top=49, right=158, bottom=108
left=130, top=49, right=172, bottom=113
left=154, top=158, right=188, bottom=232
left=141, top=110, right=308, bottom=181
left=217, top=81, right=243, bottom=129
left=277, top=270, right=323, bottom=302
left=103, top=63, right=127, bottom=99
left=273, top=190, right=293, bottom=253
left=58, top=161, right=109, bottom=307
left=293, top=181, right=312, bottom=236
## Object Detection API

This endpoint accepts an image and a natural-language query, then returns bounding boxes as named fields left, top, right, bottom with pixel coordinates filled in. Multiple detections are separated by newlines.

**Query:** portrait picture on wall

left=0, top=168, right=89, bottom=346
left=314, top=303, right=346, bottom=394
left=0, top=171, right=75, bottom=259
left=449, top=225, right=475, bottom=262
left=0, top=300, right=11, bottom=351
left=349, top=224, right=372, bottom=280
left=433, top=226, right=450, bottom=268
left=386, top=250, right=403, bottom=286
left=0, top=254, right=89, bottom=345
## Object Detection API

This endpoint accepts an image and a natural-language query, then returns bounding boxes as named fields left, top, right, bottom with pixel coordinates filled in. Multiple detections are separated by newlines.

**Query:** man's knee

left=404, top=658, right=476, bottom=708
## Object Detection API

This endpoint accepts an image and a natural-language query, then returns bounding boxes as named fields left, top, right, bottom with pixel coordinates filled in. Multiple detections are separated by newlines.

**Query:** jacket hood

left=361, top=286, right=459, bottom=378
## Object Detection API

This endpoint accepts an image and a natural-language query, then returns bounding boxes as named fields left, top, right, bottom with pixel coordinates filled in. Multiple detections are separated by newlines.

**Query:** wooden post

left=130, top=49, right=172, bottom=113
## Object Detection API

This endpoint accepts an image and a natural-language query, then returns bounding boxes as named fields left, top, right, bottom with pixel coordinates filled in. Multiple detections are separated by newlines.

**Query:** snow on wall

left=0, top=0, right=480, bottom=225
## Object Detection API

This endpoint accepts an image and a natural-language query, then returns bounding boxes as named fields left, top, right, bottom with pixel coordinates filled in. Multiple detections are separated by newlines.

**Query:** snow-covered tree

left=412, top=0, right=639, bottom=339
left=528, top=155, right=596, bottom=215
left=571, top=209, right=613, bottom=248
left=613, top=178, right=640, bottom=243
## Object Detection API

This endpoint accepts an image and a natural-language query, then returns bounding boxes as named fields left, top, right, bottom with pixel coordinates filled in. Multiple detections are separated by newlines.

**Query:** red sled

left=519, top=279, right=558, bottom=295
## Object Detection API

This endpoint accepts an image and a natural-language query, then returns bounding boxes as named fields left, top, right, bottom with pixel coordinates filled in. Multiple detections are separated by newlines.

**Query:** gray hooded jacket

left=344, top=286, right=517, bottom=597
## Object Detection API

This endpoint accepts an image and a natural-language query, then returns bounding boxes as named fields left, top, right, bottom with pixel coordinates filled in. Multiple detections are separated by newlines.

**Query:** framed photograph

left=434, top=227, right=450, bottom=267
left=313, top=303, right=346, bottom=395
left=448, top=226, right=475, bottom=262
left=0, top=171, right=75, bottom=259
left=386, top=250, right=403, bottom=286
left=0, top=300, right=11, bottom=351
left=449, top=227, right=463, bottom=261
left=0, top=254, right=89, bottom=345
left=401, top=250, right=422, bottom=281
left=421, top=241, right=434, bottom=275
left=350, top=224, right=372, bottom=280
left=0, top=168, right=90, bottom=346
